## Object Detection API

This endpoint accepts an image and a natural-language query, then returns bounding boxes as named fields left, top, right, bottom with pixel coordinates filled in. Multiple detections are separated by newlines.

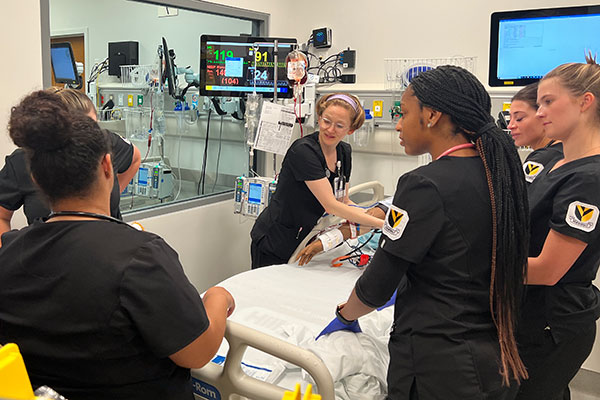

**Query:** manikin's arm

left=296, top=207, right=385, bottom=266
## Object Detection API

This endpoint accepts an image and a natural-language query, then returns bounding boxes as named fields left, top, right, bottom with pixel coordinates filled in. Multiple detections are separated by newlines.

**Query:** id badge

left=334, top=176, right=345, bottom=201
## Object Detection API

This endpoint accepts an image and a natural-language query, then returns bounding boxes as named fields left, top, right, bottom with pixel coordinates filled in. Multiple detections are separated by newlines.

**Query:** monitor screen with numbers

left=200, top=35, right=297, bottom=98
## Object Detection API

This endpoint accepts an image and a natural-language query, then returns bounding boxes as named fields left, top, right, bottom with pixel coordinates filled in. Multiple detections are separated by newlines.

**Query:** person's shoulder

left=568, top=156, right=600, bottom=181
left=526, top=145, right=563, bottom=166
left=290, top=132, right=319, bottom=148
left=338, top=139, right=352, bottom=154
left=4, top=148, right=26, bottom=164
left=287, top=132, right=321, bottom=158
left=397, top=166, right=438, bottom=190
left=105, top=129, right=132, bottom=146
left=412, top=157, right=470, bottom=180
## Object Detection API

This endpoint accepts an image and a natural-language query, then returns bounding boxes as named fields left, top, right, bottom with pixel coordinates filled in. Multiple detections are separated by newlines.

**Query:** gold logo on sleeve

left=388, top=209, right=404, bottom=228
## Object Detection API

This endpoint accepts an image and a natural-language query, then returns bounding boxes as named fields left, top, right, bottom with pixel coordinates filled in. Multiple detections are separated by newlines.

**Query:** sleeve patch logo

left=383, top=205, right=409, bottom=241
left=566, top=201, right=599, bottom=232
left=523, top=161, right=544, bottom=183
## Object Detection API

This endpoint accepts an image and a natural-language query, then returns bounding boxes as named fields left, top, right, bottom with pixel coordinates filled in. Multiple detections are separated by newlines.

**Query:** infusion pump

left=234, top=176, right=277, bottom=218
left=125, top=162, right=173, bottom=199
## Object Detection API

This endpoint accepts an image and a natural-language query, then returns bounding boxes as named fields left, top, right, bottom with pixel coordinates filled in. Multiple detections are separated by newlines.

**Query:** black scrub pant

left=516, top=323, right=596, bottom=400
left=250, top=238, right=287, bottom=269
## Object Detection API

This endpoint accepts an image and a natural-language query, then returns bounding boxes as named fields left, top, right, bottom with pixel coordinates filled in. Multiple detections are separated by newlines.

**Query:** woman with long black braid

left=316, top=66, right=529, bottom=399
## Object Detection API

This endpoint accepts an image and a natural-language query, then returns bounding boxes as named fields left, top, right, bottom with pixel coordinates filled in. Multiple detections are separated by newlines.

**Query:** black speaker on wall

left=108, top=41, right=139, bottom=77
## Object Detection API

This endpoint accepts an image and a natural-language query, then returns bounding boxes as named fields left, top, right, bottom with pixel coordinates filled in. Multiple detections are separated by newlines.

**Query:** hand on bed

left=315, top=317, right=362, bottom=340
left=296, top=239, right=324, bottom=266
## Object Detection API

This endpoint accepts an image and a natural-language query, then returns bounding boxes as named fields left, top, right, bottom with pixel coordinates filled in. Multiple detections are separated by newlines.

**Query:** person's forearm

left=526, top=230, right=586, bottom=286
left=0, top=218, right=11, bottom=247
left=339, top=289, right=375, bottom=321
left=326, top=202, right=384, bottom=229
left=200, top=290, right=230, bottom=359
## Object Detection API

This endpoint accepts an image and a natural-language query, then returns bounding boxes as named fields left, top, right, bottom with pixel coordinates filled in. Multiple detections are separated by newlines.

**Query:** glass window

left=48, top=0, right=262, bottom=215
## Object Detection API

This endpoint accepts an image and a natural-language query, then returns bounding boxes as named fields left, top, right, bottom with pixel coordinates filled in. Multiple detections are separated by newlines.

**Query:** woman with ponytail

left=318, top=66, right=529, bottom=399
left=515, top=54, right=600, bottom=400
left=0, top=90, right=234, bottom=400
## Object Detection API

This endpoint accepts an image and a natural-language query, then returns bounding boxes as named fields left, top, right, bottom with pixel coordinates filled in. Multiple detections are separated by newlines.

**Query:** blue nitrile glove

left=315, top=317, right=361, bottom=340
left=377, top=290, right=397, bottom=311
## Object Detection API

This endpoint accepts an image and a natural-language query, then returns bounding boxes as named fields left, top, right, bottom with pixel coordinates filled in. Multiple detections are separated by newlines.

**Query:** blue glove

left=316, top=317, right=361, bottom=340
left=377, top=290, right=397, bottom=311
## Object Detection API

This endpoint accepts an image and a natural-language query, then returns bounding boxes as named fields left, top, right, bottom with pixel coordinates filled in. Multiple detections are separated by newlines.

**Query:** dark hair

left=8, top=90, right=110, bottom=203
left=410, top=65, right=529, bottom=385
left=511, top=82, right=539, bottom=110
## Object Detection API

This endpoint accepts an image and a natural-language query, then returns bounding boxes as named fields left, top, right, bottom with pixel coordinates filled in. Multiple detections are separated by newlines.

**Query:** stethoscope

left=44, top=211, right=128, bottom=226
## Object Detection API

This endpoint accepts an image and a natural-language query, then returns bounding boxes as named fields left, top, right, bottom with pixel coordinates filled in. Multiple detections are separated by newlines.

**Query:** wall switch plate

left=373, top=100, right=384, bottom=117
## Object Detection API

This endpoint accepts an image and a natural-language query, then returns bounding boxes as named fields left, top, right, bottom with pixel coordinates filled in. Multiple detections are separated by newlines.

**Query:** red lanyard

left=436, top=143, right=476, bottom=160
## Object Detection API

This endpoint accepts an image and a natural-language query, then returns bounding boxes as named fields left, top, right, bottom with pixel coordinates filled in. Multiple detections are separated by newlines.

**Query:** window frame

left=39, top=0, right=269, bottom=220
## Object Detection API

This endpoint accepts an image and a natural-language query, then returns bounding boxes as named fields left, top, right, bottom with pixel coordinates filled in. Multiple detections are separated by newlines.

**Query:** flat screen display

left=248, top=183, right=262, bottom=204
left=200, top=35, right=297, bottom=98
left=489, top=6, right=600, bottom=86
left=50, top=43, right=78, bottom=84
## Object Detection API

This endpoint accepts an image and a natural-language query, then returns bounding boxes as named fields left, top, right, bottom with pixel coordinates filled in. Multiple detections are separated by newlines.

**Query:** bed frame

left=192, top=320, right=335, bottom=400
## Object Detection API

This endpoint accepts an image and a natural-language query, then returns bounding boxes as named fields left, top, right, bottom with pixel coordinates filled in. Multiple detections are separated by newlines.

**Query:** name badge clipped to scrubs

left=334, top=160, right=346, bottom=201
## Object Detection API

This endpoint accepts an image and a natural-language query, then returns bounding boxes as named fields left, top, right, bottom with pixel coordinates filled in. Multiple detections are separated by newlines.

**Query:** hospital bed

left=192, top=181, right=390, bottom=400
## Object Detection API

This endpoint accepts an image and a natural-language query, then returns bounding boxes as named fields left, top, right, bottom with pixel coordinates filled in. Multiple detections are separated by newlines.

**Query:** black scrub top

left=519, top=155, right=600, bottom=344
left=251, top=132, right=351, bottom=261
left=0, top=130, right=134, bottom=222
left=354, top=157, right=514, bottom=398
left=522, top=141, right=563, bottom=184
left=0, top=219, right=208, bottom=400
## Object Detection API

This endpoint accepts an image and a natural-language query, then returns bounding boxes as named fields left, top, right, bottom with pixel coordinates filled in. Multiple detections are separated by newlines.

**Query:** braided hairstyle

left=410, top=65, right=529, bottom=385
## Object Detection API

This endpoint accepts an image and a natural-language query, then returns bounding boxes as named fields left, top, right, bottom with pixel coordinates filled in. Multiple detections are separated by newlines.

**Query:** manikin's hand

left=296, top=239, right=324, bottom=266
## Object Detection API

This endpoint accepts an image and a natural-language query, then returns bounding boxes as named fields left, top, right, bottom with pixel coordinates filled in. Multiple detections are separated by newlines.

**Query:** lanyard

left=45, top=211, right=127, bottom=225
left=436, top=143, right=476, bottom=160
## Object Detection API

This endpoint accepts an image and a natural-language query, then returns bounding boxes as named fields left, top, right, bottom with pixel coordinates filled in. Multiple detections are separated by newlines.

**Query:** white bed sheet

left=212, top=245, right=392, bottom=399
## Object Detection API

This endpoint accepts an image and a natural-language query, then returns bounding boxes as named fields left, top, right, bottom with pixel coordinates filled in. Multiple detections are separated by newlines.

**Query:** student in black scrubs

left=250, top=93, right=385, bottom=269
left=0, top=90, right=235, bottom=400
left=320, top=66, right=530, bottom=399
left=508, top=82, right=563, bottom=183
left=0, top=88, right=141, bottom=243
left=515, top=55, right=600, bottom=400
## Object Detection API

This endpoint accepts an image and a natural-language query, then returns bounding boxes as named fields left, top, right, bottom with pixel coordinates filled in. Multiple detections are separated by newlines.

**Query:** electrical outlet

left=373, top=100, right=384, bottom=118
left=117, top=94, right=124, bottom=107
left=127, top=95, right=134, bottom=107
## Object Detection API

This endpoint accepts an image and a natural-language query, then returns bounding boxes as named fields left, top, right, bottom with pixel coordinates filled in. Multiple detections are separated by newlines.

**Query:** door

left=51, top=35, right=85, bottom=92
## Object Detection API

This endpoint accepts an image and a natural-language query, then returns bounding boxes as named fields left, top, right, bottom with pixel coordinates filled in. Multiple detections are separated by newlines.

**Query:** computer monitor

left=200, top=35, right=297, bottom=98
left=162, top=37, right=177, bottom=97
left=489, top=5, right=600, bottom=87
left=50, top=42, right=79, bottom=85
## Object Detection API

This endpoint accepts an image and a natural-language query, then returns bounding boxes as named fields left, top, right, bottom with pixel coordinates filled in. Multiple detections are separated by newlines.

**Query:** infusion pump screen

left=200, top=37, right=295, bottom=98
left=248, top=183, right=263, bottom=204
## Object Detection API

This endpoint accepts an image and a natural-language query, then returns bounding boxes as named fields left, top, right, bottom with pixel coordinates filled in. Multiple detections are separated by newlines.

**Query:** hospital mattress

left=193, top=245, right=393, bottom=400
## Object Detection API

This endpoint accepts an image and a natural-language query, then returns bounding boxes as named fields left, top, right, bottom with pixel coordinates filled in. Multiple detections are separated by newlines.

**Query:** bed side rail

left=192, top=320, right=335, bottom=400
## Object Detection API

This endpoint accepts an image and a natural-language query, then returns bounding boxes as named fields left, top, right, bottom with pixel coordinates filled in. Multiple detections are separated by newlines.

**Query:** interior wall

left=49, top=0, right=253, bottom=83
left=210, top=0, right=597, bottom=88
left=0, top=0, right=44, bottom=229
left=2, top=0, right=599, bottom=372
